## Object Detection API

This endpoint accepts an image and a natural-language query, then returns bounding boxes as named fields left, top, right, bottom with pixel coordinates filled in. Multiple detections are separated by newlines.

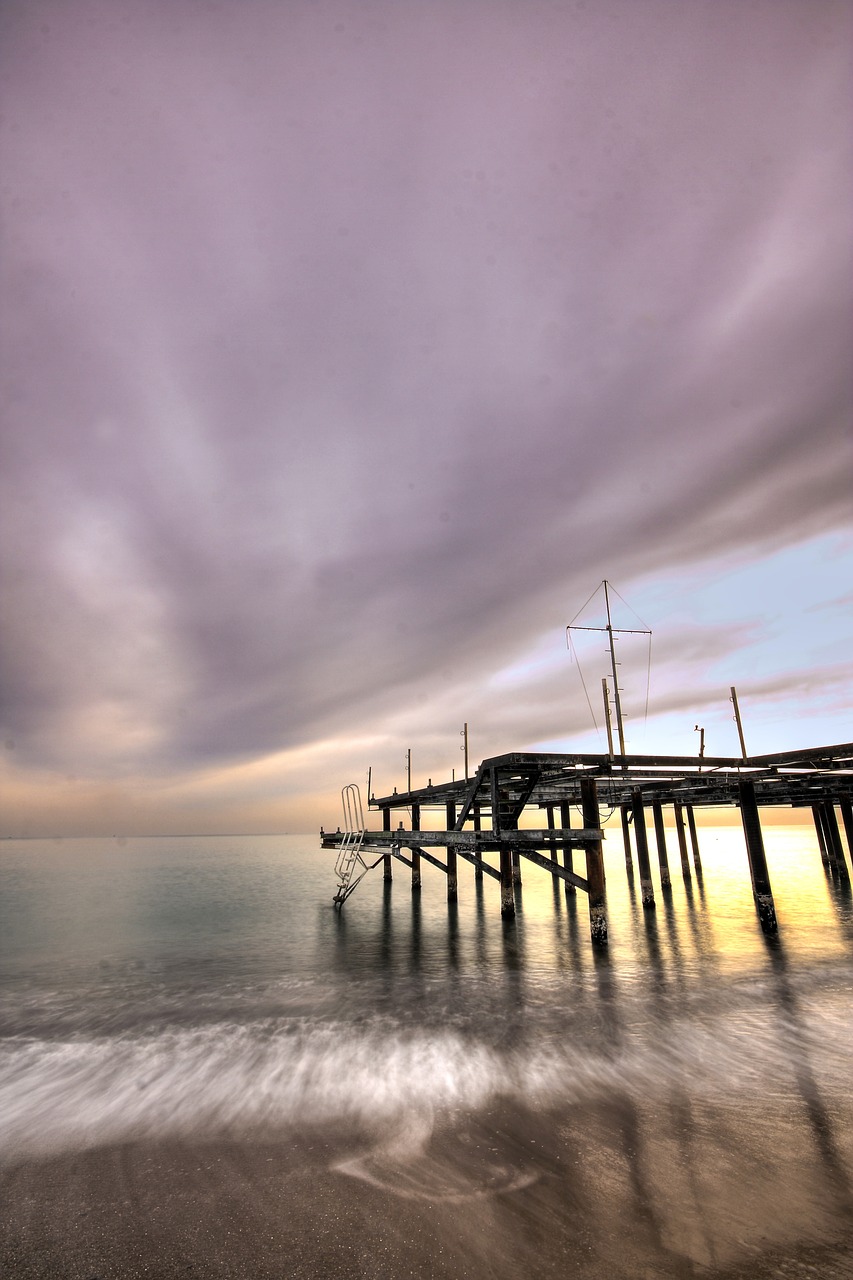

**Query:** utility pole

left=602, top=678, right=615, bottom=759
left=568, top=581, right=650, bottom=759
left=603, top=580, right=627, bottom=756
left=730, top=686, right=748, bottom=760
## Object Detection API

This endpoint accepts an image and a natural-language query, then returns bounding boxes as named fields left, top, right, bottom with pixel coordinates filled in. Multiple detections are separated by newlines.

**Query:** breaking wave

left=2, top=986, right=851, bottom=1166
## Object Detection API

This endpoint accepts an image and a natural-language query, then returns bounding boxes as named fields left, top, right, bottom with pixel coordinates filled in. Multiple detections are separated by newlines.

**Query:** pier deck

left=321, top=743, right=853, bottom=943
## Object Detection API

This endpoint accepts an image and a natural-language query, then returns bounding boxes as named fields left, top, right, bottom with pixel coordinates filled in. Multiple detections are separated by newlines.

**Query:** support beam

left=519, top=846, right=589, bottom=892
left=547, top=804, right=558, bottom=881
left=410, top=803, right=422, bottom=892
left=686, top=805, right=702, bottom=872
left=652, top=800, right=671, bottom=888
left=446, top=801, right=458, bottom=902
left=673, top=801, right=691, bottom=878
left=413, top=845, right=448, bottom=875
left=492, top=767, right=515, bottom=919
left=500, top=846, right=515, bottom=918
left=812, top=803, right=830, bottom=868
left=473, top=804, right=483, bottom=881
left=382, top=806, right=393, bottom=881
left=632, top=787, right=655, bottom=909
left=738, top=778, right=777, bottom=934
left=841, top=800, right=853, bottom=867
left=620, top=803, right=633, bottom=872
left=454, top=845, right=500, bottom=881
left=581, top=777, right=607, bottom=945
left=821, top=801, right=849, bottom=884
left=560, top=800, right=576, bottom=897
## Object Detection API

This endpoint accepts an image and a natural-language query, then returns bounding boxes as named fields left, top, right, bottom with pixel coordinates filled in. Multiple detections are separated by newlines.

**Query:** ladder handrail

left=333, top=782, right=381, bottom=907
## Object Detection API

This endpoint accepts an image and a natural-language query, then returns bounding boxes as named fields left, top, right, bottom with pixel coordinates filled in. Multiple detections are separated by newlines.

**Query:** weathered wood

left=812, top=803, right=830, bottom=868
left=472, top=804, right=483, bottom=880
left=673, top=801, right=691, bottom=878
left=686, top=805, right=702, bottom=872
left=382, top=805, right=393, bottom=882
left=546, top=804, right=557, bottom=878
left=560, top=799, right=576, bottom=897
left=821, top=802, right=849, bottom=883
left=581, top=776, right=607, bottom=945
left=454, top=845, right=500, bottom=881
left=500, top=845, right=515, bottom=918
left=446, top=801, right=458, bottom=902
left=620, top=803, right=633, bottom=871
left=632, top=787, right=655, bottom=908
left=411, top=845, right=448, bottom=875
left=738, top=778, right=777, bottom=934
left=652, top=800, right=671, bottom=888
left=411, top=803, right=422, bottom=892
left=841, top=800, right=853, bottom=869
left=516, top=846, right=589, bottom=892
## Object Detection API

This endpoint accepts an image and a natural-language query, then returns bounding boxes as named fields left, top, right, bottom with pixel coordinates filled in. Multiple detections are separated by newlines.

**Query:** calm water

left=2, top=824, right=852, bottom=1275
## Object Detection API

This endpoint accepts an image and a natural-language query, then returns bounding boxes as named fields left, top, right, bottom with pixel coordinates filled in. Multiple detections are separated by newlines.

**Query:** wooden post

left=382, top=806, right=393, bottom=881
left=686, top=805, right=702, bottom=873
left=446, top=800, right=458, bottom=902
left=620, top=803, right=633, bottom=872
left=473, top=804, right=483, bottom=881
left=581, top=776, right=607, bottom=945
left=812, top=803, right=830, bottom=868
left=673, top=801, right=691, bottom=878
left=547, top=804, right=558, bottom=881
left=492, top=768, right=515, bottom=918
left=738, top=778, right=777, bottom=933
left=500, top=846, right=515, bottom=917
left=652, top=800, right=671, bottom=888
left=632, top=787, right=655, bottom=908
left=410, top=803, right=422, bottom=892
left=512, top=849, right=522, bottom=885
left=821, top=802, right=849, bottom=884
left=840, top=800, right=853, bottom=868
left=560, top=800, right=576, bottom=897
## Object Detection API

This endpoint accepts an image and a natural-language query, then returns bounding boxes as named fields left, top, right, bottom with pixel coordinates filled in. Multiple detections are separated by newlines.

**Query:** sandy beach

left=4, top=1092, right=853, bottom=1280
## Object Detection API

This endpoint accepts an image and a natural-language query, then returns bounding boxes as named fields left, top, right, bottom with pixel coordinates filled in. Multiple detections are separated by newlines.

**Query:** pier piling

left=632, top=788, right=655, bottom=908
left=560, top=800, right=576, bottom=897
left=620, top=803, right=633, bottom=872
left=581, top=777, right=607, bottom=945
left=446, top=801, right=458, bottom=901
left=686, top=805, right=702, bottom=873
left=410, top=803, right=422, bottom=892
left=326, top=742, right=853, bottom=947
left=673, top=802, right=691, bottom=879
left=813, top=803, right=830, bottom=868
left=738, top=778, right=777, bottom=933
left=652, top=800, right=672, bottom=889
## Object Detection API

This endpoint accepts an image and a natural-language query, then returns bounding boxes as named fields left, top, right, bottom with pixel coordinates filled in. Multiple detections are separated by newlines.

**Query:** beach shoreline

left=3, top=1095, right=853, bottom=1280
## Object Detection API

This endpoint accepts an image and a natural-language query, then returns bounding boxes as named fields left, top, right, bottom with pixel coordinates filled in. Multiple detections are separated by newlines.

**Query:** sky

left=1, top=0, right=851, bottom=836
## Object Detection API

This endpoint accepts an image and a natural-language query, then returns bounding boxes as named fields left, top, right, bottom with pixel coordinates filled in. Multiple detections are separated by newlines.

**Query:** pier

left=321, top=742, right=853, bottom=944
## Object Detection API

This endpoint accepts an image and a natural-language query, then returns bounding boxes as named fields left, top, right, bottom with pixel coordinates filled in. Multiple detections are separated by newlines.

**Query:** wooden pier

left=321, top=743, right=853, bottom=944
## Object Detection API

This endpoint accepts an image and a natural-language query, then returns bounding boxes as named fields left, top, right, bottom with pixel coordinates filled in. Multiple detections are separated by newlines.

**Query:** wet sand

left=3, top=1096, right=853, bottom=1280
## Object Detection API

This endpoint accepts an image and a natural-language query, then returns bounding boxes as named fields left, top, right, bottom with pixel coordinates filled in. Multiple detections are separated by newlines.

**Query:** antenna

left=730, top=686, right=748, bottom=760
left=460, top=722, right=469, bottom=781
left=567, top=580, right=651, bottom=758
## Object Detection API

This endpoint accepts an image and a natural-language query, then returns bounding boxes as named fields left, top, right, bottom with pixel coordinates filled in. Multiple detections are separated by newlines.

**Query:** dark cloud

left=1, top=0, right=851, bottom=786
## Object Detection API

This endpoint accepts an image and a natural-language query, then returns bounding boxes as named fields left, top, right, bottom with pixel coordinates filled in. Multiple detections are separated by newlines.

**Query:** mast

left=604, top=580, right=627, bottom=756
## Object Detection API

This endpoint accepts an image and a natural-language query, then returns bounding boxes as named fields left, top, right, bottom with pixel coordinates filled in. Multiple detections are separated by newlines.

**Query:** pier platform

left=321, top=744, right=853, bottom=943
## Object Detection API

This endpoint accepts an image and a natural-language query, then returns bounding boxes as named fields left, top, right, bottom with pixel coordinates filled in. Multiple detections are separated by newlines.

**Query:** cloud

left=1, top=0, right=851, bottom=830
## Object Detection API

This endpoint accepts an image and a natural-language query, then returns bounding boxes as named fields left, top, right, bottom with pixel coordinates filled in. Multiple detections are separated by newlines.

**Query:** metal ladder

left=332, top=783, right=384, bottom=908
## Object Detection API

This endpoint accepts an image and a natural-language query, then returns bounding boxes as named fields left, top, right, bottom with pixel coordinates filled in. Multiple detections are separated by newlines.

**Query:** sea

left=1, top=823, right=852, bottom=1278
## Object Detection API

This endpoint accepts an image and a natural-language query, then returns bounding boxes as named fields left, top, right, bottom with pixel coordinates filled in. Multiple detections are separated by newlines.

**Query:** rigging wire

left=567, top=581, right=607, bottom=629
left=567, top=630, right=602, bottom=746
